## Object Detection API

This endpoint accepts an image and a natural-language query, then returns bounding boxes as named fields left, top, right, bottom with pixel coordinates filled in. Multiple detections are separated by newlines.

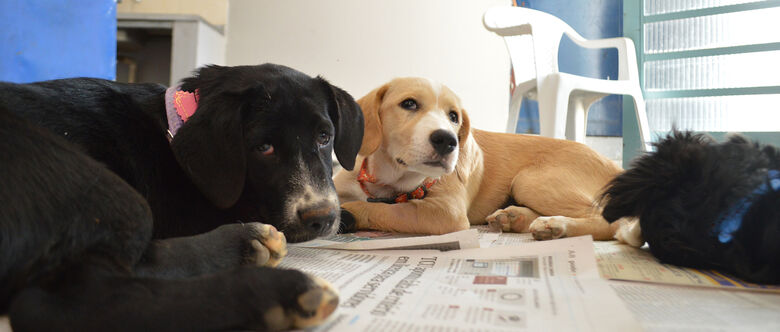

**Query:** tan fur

left=334, top=78, right=625, bottom=240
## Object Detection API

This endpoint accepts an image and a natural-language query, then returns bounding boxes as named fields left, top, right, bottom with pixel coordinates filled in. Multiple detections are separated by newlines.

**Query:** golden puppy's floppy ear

left=357, top=84, right=389, bottom=156
left=457, top=108, right=471, bottom=146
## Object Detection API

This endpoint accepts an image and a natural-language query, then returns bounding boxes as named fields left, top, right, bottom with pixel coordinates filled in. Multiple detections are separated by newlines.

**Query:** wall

left=117, top=0, right=228, bottom=27
left=226, top=0, right=512, bottom=133
left=170, top=19, right=226, bottom=85
left=0, top=0, right=116, bottom=83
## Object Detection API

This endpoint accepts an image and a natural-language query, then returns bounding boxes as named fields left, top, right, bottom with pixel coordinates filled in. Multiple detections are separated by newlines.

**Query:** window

left=624, top=0, right=780, bottom=162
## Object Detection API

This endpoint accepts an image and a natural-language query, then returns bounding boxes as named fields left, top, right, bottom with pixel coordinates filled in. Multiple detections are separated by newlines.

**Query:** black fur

left=0, top=63, right=364, bottom=241
left=0, top=63, right=363, bottom=330
left=601, top=131, right=780, bottom=284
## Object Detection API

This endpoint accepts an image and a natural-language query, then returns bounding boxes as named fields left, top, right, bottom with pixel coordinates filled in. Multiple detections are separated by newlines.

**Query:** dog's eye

left=317, top=132, right=331, bottom=147
left=449, top=111, right=459, bottom=124
left=400, top=98, right=419, bottom=111
left=257, top=143, right=274, bottom=155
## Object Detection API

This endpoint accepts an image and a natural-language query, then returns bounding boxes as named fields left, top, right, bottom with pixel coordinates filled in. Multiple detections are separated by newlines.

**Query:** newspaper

left=291, top=229, right=480, bottom=251
left=609, top=280, right=780, bottom=332
left=593, top=240, right=780, bottom=292
left=280, top=236, right=640, bottom=331
left=476, top=226, right=780, bottom=292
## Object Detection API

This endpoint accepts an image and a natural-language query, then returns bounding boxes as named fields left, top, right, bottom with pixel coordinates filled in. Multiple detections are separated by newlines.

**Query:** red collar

left=357, top=158, right=437, bottom=204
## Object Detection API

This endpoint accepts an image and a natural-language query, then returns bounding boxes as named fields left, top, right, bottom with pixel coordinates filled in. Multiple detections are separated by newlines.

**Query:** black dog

left=0, top=64, right=363, bottom=330
left=601, top=131, right=780, bottom=284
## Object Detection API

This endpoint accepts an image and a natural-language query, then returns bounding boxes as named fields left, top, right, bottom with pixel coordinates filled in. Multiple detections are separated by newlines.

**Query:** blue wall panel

left=0, top=0, right=116, bottom=83
left=514, top=0, right=623, bottom=136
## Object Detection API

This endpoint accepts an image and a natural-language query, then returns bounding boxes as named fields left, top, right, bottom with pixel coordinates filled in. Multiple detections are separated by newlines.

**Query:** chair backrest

left=483, top=6, right=588, bottom=88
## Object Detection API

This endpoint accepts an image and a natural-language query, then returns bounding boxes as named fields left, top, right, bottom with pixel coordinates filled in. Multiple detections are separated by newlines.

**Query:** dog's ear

left=457, top=108, right=471, bottom=145
left=318, top=78, right=364, bottom=171
left=356, top=84, right=389, bottom=156
left=172, top=66, right=257, bottom=209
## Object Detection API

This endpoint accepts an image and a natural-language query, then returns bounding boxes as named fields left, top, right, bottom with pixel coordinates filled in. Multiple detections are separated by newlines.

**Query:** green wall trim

left=643, top=0, right=780, bottom=22
left=623, top=0, right=644, bottom=166
left=644, top=42, right=780, bottom=61
left=706, top=132, right=780, bottom=146
left=644, top=86, right=780, bottom=99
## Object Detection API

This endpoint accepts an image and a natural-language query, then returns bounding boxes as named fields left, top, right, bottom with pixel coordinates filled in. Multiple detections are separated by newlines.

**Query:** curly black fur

left=601, top=131, right=780, bottom=284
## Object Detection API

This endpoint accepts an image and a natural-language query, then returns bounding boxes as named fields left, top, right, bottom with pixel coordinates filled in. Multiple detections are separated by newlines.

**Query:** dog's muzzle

left=297, top=201, right=338, bottom=235
left=429, top=129, right=457, bottom=156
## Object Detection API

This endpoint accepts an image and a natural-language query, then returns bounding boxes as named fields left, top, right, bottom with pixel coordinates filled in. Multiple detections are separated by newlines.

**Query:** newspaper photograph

left=280, top=236, right=640, bottom=332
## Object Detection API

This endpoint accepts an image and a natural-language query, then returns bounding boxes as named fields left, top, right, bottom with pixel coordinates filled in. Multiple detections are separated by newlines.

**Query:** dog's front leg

left=341, top=194, right=470, bottom=235
left=134, top=222, right=286, bottom=279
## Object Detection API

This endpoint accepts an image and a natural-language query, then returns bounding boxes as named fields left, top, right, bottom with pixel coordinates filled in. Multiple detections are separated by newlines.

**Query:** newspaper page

left=475, top=226, right=535, bottom=248
left=291, top=229, right=480, bottom=251
left=280, top=236, right=640, bottom=332
left=593, top=240, right=780, bottom=292
left=609, top=280, right=780, bottom=332
left=476, top=226, right=780, bottom=292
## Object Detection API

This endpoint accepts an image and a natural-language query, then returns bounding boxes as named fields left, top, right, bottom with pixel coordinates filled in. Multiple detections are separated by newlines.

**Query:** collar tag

left=164, top=85, right=200, bottom=140
left=717, top=169, right=780, bottom=243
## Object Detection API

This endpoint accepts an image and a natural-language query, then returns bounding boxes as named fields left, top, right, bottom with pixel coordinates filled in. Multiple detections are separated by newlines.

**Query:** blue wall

left=514, top=0, right=623, bottom=136
left=0, top=0, right=117, bottom=83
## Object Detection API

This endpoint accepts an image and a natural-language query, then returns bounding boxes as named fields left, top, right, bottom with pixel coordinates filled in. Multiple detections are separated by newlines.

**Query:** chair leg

left=537, top=76, right=569, bottom=140
left=565, top=96, right=590, bottom=144
left=506, top=91, right=525, bottom=134
left=630, top=91, right=652, bottom=152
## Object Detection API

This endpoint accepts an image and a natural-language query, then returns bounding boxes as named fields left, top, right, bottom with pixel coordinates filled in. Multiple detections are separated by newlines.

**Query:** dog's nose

left=297, top=203, right=337, bottom=234
left=429, top=129, right=457, bottom=156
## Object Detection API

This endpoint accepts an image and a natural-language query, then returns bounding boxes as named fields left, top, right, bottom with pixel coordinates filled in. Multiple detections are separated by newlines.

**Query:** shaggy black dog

left=0, top=64, right=363, bottom=331
left=601, top=131, right=780, bottom=284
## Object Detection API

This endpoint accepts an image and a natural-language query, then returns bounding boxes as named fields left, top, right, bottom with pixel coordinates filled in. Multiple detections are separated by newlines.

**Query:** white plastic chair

left=483, top=6, right=652, bottom=151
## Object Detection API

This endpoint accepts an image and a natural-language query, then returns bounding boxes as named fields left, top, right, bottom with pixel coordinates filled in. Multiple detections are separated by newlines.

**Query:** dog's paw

left=529, top=216, right=569, bottom=240
left=244, top=223, right=287, bottom=267
left=614, top=217, right=644, bottom=247
left=262, top=273, right=340, bottom=330
left=485, top=206, right=540, bottom=233
left=338, top=208, right=357, bottom=233
left=291, top=276, right=340, bottom=328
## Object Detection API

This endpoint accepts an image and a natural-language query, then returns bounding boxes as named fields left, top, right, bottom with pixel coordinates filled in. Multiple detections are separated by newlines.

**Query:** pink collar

left=164, top=85, right=199, bottom=140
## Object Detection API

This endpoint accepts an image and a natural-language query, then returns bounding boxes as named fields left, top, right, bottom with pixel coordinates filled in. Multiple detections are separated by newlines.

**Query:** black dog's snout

left=429, top=129, right=457, bottom=156
left=297, top=203, right=337, bottom=234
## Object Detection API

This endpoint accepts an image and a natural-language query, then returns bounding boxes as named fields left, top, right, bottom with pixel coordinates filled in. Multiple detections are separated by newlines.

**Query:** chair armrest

left=567, top=36, right=639, bottom=81
left=482, top=11, right=533, bottom=36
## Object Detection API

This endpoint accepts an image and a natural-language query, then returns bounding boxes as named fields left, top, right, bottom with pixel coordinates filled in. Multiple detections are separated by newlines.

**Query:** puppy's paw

left=262, top=273, right=340, bottom=331
left=291, top=276, right=340, bottom=328
left=529, top=216, right=569, bottom=240
left=614, top=217, right=644, bottom=247
left=246, top=223, right=287, bottom=267
left=485, top=206, right=539, bottom=233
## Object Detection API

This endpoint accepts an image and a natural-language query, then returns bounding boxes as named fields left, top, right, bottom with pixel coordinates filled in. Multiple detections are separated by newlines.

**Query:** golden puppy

left=334, top=77, right=630, bottom=240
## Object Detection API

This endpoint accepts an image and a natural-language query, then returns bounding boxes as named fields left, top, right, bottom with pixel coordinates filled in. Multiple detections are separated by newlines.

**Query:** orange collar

left=357, top=158, right=436, bottom=204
